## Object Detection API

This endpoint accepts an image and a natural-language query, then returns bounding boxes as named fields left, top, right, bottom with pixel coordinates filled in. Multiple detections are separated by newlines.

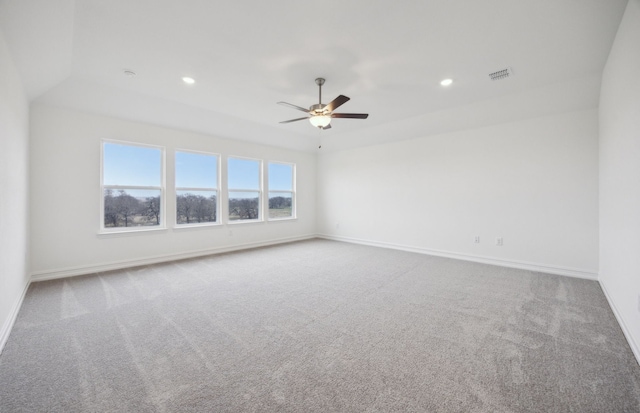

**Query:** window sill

left=173, top=222, right=222, bottom=231
left=227, top=219, right=265, bottom=226
left=267, top=217, right=298, bottom=222
left=98, top=227, right=168, bottom=238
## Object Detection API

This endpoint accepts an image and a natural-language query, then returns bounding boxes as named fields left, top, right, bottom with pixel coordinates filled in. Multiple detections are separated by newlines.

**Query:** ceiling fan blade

left=331, top=113, right=369, bottom=119
left=324, top=95, right=350, bottom=112
left=277, top=101, right=311, bottom=113
left=279, top=117, right=309, bottom=124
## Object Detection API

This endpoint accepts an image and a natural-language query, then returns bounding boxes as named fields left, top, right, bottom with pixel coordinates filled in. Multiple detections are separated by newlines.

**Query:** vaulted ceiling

left=0, top=0, right=628, bottom=151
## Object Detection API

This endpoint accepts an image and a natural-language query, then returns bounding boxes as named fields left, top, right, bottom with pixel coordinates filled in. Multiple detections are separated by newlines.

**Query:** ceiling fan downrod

left=315, top=77, right=325, bottom=106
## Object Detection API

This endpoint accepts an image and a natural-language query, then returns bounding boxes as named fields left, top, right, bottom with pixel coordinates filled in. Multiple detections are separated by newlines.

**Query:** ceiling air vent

left=489, top=67, right=512, bottom=81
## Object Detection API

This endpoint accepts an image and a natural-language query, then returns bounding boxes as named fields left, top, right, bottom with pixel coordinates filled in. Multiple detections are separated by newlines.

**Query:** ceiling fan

left=278, top=78, right=368, bottom=130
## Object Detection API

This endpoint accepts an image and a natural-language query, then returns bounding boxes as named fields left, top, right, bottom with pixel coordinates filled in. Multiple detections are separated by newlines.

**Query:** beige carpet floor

left=1, top=239, right=639, bottom=412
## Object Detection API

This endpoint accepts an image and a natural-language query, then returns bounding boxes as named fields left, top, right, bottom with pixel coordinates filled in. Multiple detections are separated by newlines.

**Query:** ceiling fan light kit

left=278, top=78, right=368, bottom=130
left=309, top=114, right=331, bottom=128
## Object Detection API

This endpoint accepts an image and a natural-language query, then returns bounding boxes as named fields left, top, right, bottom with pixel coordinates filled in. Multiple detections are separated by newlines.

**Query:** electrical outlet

left=474, top=236, right=480, bottom=244
left=496, top=237, right=503, bottom=246
left=336, top=223, right=340, bottom=229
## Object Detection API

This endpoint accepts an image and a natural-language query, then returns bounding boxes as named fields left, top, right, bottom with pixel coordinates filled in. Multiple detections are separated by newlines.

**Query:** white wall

left=0, top=30, right=30, bottom=350
left=318, top=108, right=599, bottom=278
left=29, top=104, right=316, bottom=279
left=599, top=0, right=640, bottom=362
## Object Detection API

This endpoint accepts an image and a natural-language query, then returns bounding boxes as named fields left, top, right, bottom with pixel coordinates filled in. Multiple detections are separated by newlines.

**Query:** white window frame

left=267, top=161, right=296, bottom=221
left=100, top=139, right=166, bottom=234
left=175, top=149, right=221, bottom=228
left=227, top=155, right=263, bottom=224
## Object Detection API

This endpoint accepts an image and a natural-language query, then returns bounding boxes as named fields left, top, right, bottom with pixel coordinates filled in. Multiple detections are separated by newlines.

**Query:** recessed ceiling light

left=182, top=77, right=195, bottom=85
left=123, top=70, right=136, bottom=77
left=440, top=78, right=453, bottom=86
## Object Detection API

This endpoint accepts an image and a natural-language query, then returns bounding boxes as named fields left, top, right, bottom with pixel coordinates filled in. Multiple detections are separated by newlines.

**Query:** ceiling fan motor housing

left=310, top=103, right=327, bottom=114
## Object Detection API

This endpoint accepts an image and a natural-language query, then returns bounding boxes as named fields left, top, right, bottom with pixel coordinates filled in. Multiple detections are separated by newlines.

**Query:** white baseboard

left=317, top=234, right=598, bottom=280
left=30, top=234, right=316, bottom=282
left=0, top=279, right=30, bottom=355
left=599, top=280, right=640, bottom=366
left=31, top=233, right=597, bottom=282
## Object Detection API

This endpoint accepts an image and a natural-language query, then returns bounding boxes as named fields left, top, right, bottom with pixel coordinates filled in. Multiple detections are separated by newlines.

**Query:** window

left=175, top=151, right=219, bottom=225
left=268, top=162, right=295, bottom=220
left=102, top=141, right=164, bottom=230
left=227, top=157, right=261, bottom=221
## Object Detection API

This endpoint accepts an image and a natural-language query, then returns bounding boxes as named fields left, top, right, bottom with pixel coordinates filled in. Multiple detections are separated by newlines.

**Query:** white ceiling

left=0, top=0, right=628, bottom=152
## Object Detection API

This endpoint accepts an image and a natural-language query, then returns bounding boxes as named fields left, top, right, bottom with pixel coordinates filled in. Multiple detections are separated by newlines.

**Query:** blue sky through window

left=228, top=157, right=260, bottom=190
left=105, top=144, right=293, bottom=192
left=176, top=151, right=218, bottom=188
left=268, top=163, right=293, bottom=191
left=103, top=143, right=161, bottom=187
